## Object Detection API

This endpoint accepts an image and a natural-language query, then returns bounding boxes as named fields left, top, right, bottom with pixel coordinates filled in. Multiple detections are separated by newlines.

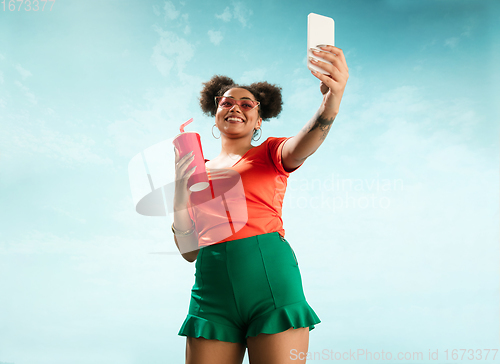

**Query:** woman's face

left=215, top=88, right=262, bottom=141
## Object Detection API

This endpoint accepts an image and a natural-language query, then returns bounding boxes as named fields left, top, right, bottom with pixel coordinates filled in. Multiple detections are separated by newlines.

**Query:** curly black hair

left=199, top=75, right=283, bottom=121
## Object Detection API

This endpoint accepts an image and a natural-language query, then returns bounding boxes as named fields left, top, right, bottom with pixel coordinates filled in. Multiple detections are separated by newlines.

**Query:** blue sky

left=1, top=0, right=499, bottom=363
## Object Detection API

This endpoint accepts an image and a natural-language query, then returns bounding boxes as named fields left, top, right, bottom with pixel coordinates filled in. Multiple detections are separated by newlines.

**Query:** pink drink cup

left=173, top=132, right=209, bottom=192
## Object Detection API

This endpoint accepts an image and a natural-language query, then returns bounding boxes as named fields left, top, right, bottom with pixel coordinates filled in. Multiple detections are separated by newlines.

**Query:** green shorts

left=178, top=232, right=321, bottom=346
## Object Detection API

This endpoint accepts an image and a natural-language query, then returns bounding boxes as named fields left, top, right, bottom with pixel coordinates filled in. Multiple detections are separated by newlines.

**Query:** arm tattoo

left=303, top=114, right=334, bottom=141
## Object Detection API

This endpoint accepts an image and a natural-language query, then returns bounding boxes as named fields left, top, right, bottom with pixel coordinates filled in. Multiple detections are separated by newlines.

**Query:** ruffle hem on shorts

left=178, top=300, right=320, bottom=344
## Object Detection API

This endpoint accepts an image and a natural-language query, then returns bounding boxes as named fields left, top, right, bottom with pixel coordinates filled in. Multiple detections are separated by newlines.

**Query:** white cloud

left=151, top=51, right=174, bottom=76
left=182, top=13, right=190, bottom=34
left=444, top=36, right=459, bottom=48
left=285, top=77, right=318, bottom=115
left=232, top=2, right=252, bottom=27
left=0, top=70, right=4, bottom=84
left=215, top=2, right=252, bottom=27
left=425, top=144, right=482, bottom=173
left=15, top=63, right=32, bottom=79
left=343, top=85, right=492, bottom=183
left=0, top=53, right=5, bottom=60
left=207, top=30, right=223, bottom=46
left=216, top=6, right=232, bottom=22
left=444, top=22, right=475, bottom=49
left=151, top=26, right=195, bottom=76
left=161, top=3, right=190, bottom=34
left=239, top=68, right=267, bottom=84
left=107, top=72, right=205, bottom=158
left=461, top=24, right=473, bottom=38
left=420, top=38, right=438, bottom=51
left=0, top=120, right=112, bottom=166
left=152, top=4, right=160, bottom=16
left=421, top=21, right=474, bottom=52
left=163, top=1, right=180, bottom=20
left=14, top=80, right=37, bottom=105
left=107, top=117, right=152, bottom=158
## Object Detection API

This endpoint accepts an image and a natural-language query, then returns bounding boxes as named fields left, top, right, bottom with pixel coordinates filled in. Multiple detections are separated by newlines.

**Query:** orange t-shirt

left=187, top=137, right=302, bottom=246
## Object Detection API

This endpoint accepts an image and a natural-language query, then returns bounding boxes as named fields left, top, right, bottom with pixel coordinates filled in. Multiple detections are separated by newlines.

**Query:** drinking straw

left=180, top=118, right=193, bottom=133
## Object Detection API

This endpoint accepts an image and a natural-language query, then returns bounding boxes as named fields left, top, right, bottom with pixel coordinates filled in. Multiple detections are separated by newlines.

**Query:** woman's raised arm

left=282, top=46, right=349, bottom=171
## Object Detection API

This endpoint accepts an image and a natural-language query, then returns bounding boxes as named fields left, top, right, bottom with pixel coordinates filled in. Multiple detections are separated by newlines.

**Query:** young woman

left=173, top=46, right=348, bottom=364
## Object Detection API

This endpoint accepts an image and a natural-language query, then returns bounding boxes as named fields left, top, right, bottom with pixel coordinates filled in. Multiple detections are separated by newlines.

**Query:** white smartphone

left=307, top=13, right=335, bottom=75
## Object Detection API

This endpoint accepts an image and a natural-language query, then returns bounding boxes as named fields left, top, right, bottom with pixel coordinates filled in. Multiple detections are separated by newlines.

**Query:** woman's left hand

left=310, top=45, right=349, bottom=115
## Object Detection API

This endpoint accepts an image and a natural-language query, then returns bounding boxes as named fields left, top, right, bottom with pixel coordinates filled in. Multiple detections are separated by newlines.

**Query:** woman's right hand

left=173, top=148, right=197, bottom=210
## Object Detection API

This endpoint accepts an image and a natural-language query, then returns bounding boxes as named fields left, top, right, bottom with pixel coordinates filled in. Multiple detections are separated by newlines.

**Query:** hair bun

left=199, top=75, right=235, bottom=116
left=248, top=81, right=282, bottom=120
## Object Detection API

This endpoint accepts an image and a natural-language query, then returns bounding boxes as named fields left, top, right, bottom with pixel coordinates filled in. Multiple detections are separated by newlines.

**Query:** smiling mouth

left=226, top=117, right=244, bottom=123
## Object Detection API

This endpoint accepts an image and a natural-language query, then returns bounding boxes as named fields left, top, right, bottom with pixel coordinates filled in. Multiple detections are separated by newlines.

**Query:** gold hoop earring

left=252, top=128, right=262, bottom=142
left=212, top=124, right=220, bottom=139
